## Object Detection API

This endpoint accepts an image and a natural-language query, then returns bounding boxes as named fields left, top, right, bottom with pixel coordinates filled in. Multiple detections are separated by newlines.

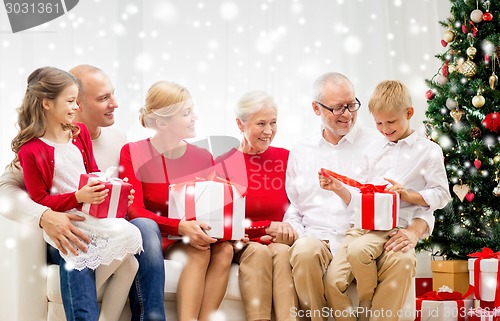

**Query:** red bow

left=320, top=168, right=387, bottom=193
left=468, top=247, right=500, bottom=260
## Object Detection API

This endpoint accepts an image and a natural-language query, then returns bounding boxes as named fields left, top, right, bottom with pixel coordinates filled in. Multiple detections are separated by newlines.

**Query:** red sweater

left=119, top=139, right=214, bottom=249
left=17, top=122, right=99, bottom=212
left=215, top=146, right=290, bottom=240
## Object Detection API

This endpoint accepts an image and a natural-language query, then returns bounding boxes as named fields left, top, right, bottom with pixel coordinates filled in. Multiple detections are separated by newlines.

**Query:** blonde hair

left=368, top=80, right=412, bottom=113
left=235, top=90, right=277, bottom=122
left=11, top=67, right=79, bottom=168
left=139, top=81, right=192, bottom=129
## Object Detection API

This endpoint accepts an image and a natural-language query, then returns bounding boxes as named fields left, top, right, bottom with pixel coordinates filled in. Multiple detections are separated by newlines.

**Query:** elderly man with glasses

left=283, top=72, right=417, bottom=321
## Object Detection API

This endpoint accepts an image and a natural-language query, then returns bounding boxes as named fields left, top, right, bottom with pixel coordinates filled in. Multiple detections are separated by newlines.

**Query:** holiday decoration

left=450, top=108, right=464, bottom=123
left=470, top=126, right=482, bottom=139
left=426, top=89, right=435, bottom=100
left=470, top=9, right=484, bottom=23
left=421, top=0, right=500, bottom=260
left=446, top=98, right=458, bottom=110
left=435, top=74, right=448, bottom=86
left=461, top=59, right=477, bottom=77
left=442, top=29, right=455, bottom=44
left=452, top=184, right=470, bottom=202
left=482, top=112, right=500, bottom=133
left=472, top=91, right=485, bottom=108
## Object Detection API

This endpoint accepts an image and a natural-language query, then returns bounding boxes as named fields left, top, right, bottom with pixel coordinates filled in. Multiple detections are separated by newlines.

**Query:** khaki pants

left=235, top=241, right=298, bottom=321
left=324, top=229, right=416, bottom=321
left=289, top=237, right=333, bottom=321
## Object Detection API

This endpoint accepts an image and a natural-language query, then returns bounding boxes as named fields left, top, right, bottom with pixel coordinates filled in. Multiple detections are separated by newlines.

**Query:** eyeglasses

left=315, top=97, right=361, bottom=115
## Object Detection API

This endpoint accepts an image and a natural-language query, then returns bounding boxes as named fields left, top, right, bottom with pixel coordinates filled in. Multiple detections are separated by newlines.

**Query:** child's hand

left=384, top=178, right=408, bottom=199
left=75, top=179, right=109, bottom=204
left=318, top=170, right=342, bottom=191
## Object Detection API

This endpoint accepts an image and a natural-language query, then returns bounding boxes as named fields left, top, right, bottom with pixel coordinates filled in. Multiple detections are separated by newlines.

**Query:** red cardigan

left=119, top=139, right=214, bottom=249
left=18, top=122, right=99, bottom=212
left=215, top=146, right=290, bottom=240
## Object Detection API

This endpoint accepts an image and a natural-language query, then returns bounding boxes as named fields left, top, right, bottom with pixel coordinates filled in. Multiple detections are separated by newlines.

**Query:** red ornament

left=482, top=112, right=500, bottom=132
left=474, top=159, right=482, bottom=169
left=466, top=192, right=475, bottom=202
left=425, top=89, right=435, bottom=100
left=442, top=60, right=449, bottom=77
left=483, top=12, right=493, bottom=21
left=485, top=54, right=490, bottom=64
left=462, top=24, right=467, bottom=34
left=441, top=40, right=448, bottom=47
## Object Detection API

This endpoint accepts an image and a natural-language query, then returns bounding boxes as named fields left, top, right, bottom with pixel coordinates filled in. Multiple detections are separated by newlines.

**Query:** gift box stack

left=467, top=248, right=500, bottom=318
left=320, top=168, right=399, bottom=231
left=169, top=177, right=246, bottom=240
left=416, top=252, right=434, bottom=297
left=415, top=286, right=473, bottom=321
left=78, top=168, right=132, bottom=219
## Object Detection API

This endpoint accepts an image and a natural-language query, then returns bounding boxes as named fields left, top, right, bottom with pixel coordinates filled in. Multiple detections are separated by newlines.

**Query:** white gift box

left=417, top=299, right=473, bottom=321
left=353, top=192, right=399, bottom=231
left=468, top=258, right=500, bottom=302
left=168, top=180, right=245, bottom=240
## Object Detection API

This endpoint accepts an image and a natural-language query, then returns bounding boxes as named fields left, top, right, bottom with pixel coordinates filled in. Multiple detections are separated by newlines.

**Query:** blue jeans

left=48, top=246, right=99, bottom=321
left=129, top=218, right=166, bottom=321
left=49, top=218, right=165, bottom=321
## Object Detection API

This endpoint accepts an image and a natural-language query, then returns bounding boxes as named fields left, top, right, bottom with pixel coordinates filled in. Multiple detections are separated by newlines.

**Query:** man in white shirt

left=0, top=65, right=170, bottom=321
left=284, top=72, right=430, bottom=321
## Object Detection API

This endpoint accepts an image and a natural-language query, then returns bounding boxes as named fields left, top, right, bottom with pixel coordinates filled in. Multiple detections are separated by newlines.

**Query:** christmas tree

left=421, top=0, right=500, bottom=259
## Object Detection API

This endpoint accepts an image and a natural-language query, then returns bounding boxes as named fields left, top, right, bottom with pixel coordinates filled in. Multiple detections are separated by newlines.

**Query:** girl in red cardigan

left=11, top=67, right=142, bottom=321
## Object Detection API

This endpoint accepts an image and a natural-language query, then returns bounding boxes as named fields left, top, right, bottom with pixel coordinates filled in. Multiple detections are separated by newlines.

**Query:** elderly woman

left=215, top=91, right=298, bottom=321
left=119, top=81, right=234, bottom=321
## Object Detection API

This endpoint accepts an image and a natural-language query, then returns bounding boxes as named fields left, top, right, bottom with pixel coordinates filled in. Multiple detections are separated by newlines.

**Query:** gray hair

left=235, top=90, right=277, bottom=122
left=312, top=72, right=354, bottom=102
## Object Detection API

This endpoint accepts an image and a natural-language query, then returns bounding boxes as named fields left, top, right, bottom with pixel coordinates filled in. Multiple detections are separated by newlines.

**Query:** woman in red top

left=215, top=91, right=298, bottom=321
left=119, top=81, right=233, bottom=321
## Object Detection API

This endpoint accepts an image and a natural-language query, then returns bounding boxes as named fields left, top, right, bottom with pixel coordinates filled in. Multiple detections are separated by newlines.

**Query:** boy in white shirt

left=319, top=80, right=451, bottom=321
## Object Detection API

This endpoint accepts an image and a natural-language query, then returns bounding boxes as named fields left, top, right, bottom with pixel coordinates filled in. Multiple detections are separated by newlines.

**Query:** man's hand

left=265, top=221, right=298, bottom=246
left=384, top=227, right=419, bottom=253
left=39, top=209, right=90, bottom=256
left=178, top=220, right=217, bottom=251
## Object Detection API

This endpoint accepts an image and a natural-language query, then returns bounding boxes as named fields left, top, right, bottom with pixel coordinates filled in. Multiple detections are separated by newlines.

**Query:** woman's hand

left=232, top=235, right=249, bottom=253
left=178, top=220, right=217, bottom=250
left=75, top=180, right=108, bottom=204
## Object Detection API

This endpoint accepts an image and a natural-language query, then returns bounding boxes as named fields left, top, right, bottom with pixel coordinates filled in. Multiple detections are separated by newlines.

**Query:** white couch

left=1, top=215, right=416, bottom=321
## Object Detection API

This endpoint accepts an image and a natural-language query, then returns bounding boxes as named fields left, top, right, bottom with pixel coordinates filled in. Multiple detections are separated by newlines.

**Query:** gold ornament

left=472, top=90, right=485, bottom=108
left=466, top=46, right=477, bottom=58
left=453, top=184, right=470, bottom=202
left=450, top=109, right=464, bottom=123
left=494, top=155, right=500, bottom=163
left=448, top=63, right=457, bottom=74
left=461, top=59, right=477, bottom=78
left=489, top=74, right=498, bottom=89
left=443, top=29, right=455, bottom=43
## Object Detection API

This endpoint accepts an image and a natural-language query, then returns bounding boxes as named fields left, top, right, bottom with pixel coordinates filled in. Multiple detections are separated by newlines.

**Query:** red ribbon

left=415, top=290, right=467, bottom=321
left=182, top=177, right=239, bottom=240
left=320, top=168, right=397, bottom=230
left=468, top=248, right=500, bottom=307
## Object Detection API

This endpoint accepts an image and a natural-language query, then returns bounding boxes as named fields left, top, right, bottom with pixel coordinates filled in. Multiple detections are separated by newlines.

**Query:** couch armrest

left=1, top=215, right=47, bottom=321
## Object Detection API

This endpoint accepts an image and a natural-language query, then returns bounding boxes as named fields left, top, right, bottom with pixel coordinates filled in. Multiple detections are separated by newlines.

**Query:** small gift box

left=168, top=177, right=245, bottom=240
left=432, top=260, right=470, bottom=295
left=320, top=168, right=399, bottom=230
left=415, top=286, right=473, bottom=321
left=468, top=248, right=500, bottom=306
left=78, top=167, right=132, bottom=219
left=467, top=307, right=500, bottom=321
